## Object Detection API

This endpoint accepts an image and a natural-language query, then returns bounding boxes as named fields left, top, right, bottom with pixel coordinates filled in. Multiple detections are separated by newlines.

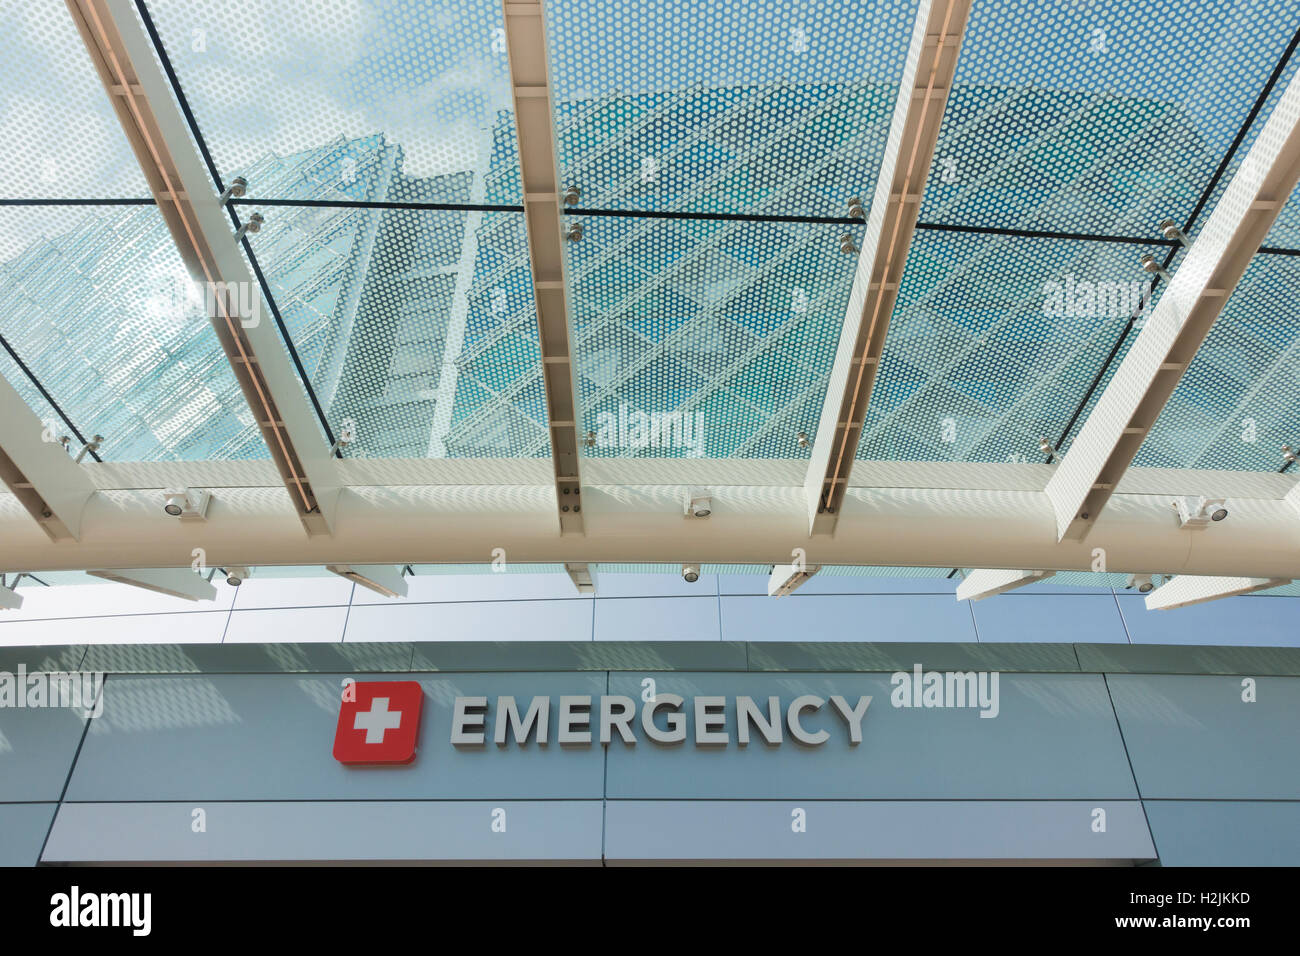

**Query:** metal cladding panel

left=0, top=688, right=91, bottom=802
left=42, top=800, right=603, bottom=863
left=1106, top=674, right=1300, bottom=799
left=604, top=800, right=1154, bottom=862
left=0, top=803, right=58, bottom=866
left=604, top=672, right=1137, bottom=800
left=1141, top=801, right=1300, bottom=866
left=65, top=672, right=606, bottom=801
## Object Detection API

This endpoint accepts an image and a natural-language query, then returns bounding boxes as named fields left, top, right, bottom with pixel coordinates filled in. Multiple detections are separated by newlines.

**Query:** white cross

left=353, top=697, right=403, bottom=744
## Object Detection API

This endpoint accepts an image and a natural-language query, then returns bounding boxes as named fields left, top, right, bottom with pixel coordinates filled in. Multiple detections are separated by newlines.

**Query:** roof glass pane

left=251, top=188, right=548, bottom=459
left=859, top=230, right=1140, bottom=462
left=0, top=341, right=62, bottom=438
left=140, top=0, right=522, bottom=204
left=0, top=2, right=149, bottom=200
left=1137, top=252, right=1300, bottom=470
left=0, top=205, right=264, bottom=460
left=545, top=0, right=919, bottom=218
left=922, top=0, right=1300, bottom=236
left=542, top=1, right=918, bottom=459
left=569, top=217, right=856, bottom=459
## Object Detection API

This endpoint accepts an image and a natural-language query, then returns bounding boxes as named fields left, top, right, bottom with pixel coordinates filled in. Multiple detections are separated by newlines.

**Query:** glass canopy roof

left=2, top=0, right=1299, bottom=475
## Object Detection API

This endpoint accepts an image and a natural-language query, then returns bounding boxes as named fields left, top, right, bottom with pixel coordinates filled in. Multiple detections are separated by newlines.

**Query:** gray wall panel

left=344, top=600, right=592, bottom=643
left=1142, top=801, right=1300, bottom=866
left=0, top=803, right=57, bottom=866
left=594, top=597, right=720, bottom=642
left=1116, top=595, right=1300, bottom=647
left=0, top=699, right=89, bottom=802
left=1108, top=674, right=1300, bottom=798
left=604, top=801, right=1154, bottom=862
left=43, top=801, right=603, bottom=862
left=723, top=594, right=978, bottom=642
left=605, top=672, right=1138, bottom=799
left=971, top=595, right=1128, bottom=644
left=66, top=673, right=606, bottom=801
left=224, top=607, right=348, bottom=643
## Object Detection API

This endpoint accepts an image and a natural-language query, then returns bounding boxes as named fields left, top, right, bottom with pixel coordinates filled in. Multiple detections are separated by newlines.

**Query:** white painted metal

left=71, top=456, right=1300, bottom=499
left=955, top=568, right=1054, bottom=602
left=1284, top=475, right=1300, bottom=517
left=6, top=482, right=1300, bottom=578
left=68, top=0, right=340, bottom=535
left=564, top=562, right=595, bottom=594
left=768, top=563, right=820, bottom=598
left=0, top=582, right=22, bottom=611
left=1045, top=67, right=1300, bottom=542
left=86, top=568, right=218, bottom=602
left=805, top=0, right=972, bottom=534
left=0, top=373, right=95, bottom=540
left=326, top=564, right=409, bottom=599
left=501, top=0, right=585, bottom=534
left=1145, top=574, right=1290, bottom=610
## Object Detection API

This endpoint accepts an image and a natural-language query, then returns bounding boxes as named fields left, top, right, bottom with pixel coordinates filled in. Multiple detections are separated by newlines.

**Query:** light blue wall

left=1, top=646, right=1295, bottom=864
left=7, top=572, right=1299, bottom=648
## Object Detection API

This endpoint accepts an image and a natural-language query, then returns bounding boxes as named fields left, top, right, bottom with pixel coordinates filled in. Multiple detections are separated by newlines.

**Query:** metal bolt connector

left=233, top=212, right=264, bottom=242
left=219, top=176, right=248, bottom=206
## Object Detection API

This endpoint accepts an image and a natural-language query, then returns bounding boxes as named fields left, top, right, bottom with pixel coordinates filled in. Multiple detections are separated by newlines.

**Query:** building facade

left=1, top=570, right=1298, bottom=865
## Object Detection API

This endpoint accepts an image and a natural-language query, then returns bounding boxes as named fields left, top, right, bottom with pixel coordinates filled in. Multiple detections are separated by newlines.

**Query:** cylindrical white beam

left=3, top=484, right=1299, bottom=578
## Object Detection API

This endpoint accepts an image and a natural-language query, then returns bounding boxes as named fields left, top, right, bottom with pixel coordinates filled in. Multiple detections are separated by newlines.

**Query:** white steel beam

left=769, top=563, right=820, bottom=598
left=501, top=0, right=585, bottom=534
left=0, top=578, right=22, bottom=611
left=8, top=482, right=1300, bottom=578
left=326, top=564, right=408, bottom=599
left=1145, top=575, right=1290, bottom=611
left=68, top=0, right=340, bottom=536
left=1285, top=475, right=1300, bottom=517
left=956, top=569, right=1054, bottom=602
left=564, top=562, right=594, bottom=594
left=805, top=0, right=971, bottom=534
left=1045, top=68, right=1300, bottom=542
left=0, top=373, right=95, bottom=540
left=86, top=568, right=217, bottom=602
left=66, top=456, right=1300, bottom=499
